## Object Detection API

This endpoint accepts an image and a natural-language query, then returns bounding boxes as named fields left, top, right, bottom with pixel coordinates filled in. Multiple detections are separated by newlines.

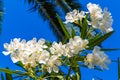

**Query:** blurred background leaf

left=1, top=73, right=4, bottom=80
left=5, top=67, right=13, bottom=80
left=0, top=0, right=3, bottom=35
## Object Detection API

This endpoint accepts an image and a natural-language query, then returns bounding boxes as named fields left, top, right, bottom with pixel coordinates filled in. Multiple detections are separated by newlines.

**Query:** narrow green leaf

left=15, top=61, right=24, bottom=68
left=0, top=68, right=27, bottom=76
left=71, top=64, right=81, bottom=80
left=57, top=75, right=64, bottom=79
left=88, top=32, right=102, bottom=44
left=62, top=37, right=68, bottom=44
left=88, top=31, right=114, bottom=48
left=80, top=17, right=88, bottom=39
left=56, top=14, right=71, bottom=39
left=5, top=67, right=13, bottom=80
left=76, top=56, right=85, bottom=62
left=101, top=48, right=120, bottom=51
left=45, top=41, right=52, bottom=47
left=71, top=27, right=76, bottom=38
left=76, top=72, right=80, bottom=80
left=71, top=75, right=76, bottom=80
left=5, top=73, right=13, bottom=80
left=118, top=58, right=120, bottom=80
left=87, top=48, right=120, bottom=51
left=1, top=73, right=4, bottom=80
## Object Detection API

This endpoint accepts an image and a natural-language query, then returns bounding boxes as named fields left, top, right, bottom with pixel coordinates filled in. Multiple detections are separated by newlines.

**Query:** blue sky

left=0, top=0, right=120, bottom=80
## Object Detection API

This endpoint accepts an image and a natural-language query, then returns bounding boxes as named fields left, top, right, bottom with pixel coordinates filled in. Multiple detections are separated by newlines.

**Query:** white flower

left=61, top=44, right=72, bottom=57
left=87, top=3, right=103, bottom=29
left=61, top=36, right=89, bottom=57
left=84, top=46, right=111, bottom=69
left=50, top=42, right=64, bottom=57
left=38, top=50, right=50, bottom=64
left=2, top=38, right=21, bottom=55
left=84, top=54, right=94, bottom=68
left=99, top=8, right=113, bottom=33
left=87, top=3, right=103, bottom=19
left=64, top=9, right=85, bottom=23
left=93, top=46, right=111, bottom=69
left=87, top=3, right=113, bottom=33
left=67, top=38, right=82, bottom=54
left=46, top=55, right=61, bottom=73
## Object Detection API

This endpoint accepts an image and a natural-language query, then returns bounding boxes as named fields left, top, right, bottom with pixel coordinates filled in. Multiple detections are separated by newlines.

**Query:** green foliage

left=101, top=48, right=120, bottom=51
left=0, top=68, right=27, bottom=76
left=1, top=73, right=4, bottom=80
left=88, top=32, right=102, bottom=43
left=88, top=31, right=114, bottom=48
left=76, top=72, right=80, bottom=80
left=71, top=27, right=76, bottom=38
left=56, top=14, right=71, bottom=39
left=5, top=67, right=13, bottom=80
left=80, top=17, right=88, bottom=39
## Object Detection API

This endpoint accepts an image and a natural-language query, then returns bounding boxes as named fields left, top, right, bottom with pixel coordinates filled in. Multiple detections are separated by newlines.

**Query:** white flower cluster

left=64, top=9, right=85, bottom=23
left=84, top=46, right=111, bottom=69
left=2, top=36, right=89, bottom=73
left=3, top=38, right=49, bottom=67
left=64, top=3, right=113, bottom=33
left=50, top=36, right=89, bottom=57
left=87, top=3, right=113, bottom=33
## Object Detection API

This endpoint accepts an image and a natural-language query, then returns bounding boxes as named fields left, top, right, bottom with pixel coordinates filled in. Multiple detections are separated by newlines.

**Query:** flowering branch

left=1, top=2, right=115, bottom=80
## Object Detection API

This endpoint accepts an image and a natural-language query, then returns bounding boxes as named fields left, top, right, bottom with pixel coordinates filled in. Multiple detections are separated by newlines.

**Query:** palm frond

left=65, top=0, right=82, bottom=10
left=22, top=0, right=82, bottom=41
left=0, top=0, right=4, bottom=35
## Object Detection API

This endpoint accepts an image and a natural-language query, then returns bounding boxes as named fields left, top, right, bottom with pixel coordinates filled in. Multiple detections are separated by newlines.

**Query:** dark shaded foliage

left=24, top=0, right=82, bottom=41
left=0, top=0, right=3, bottom=35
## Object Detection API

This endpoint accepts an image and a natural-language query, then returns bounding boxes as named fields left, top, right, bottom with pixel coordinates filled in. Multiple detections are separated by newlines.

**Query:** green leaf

left=56, top=14, right=71, bottom=39
left=71, top=27, right=76, bottom=38
left=71, top=64, right=81, bottom=80
left=101, top=48, right=120, bottom=51
left=1, top=73, right=4, bottom=80
left=57, top=75, right=64, bottom=79
left=5, top=73, right=13, bottom=80
left=45, top=41, right=52, bottom=47
left=15, top=61, right=24, bottom=69
left=87, top=48, right=120, bottom=51
left=118, top=58, right=120, bottom=80
left=76, top=56, right=85, bottom=62
left=80, top=17, right=88, bottom=39
left=76, top=72, right=80, bottom=80
left=5, top=67, right=13, bottom=80
left=88, top=32, right=102, bottom=44
left=71, top=75, right=76, bottom=80
left=88, top=31, right=114, bottom=48
left=0, top=68, right=27, bottom=76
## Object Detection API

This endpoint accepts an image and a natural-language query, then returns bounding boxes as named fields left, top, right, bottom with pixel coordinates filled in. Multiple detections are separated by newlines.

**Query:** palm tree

left=23, top=0, right=82, bottom=41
